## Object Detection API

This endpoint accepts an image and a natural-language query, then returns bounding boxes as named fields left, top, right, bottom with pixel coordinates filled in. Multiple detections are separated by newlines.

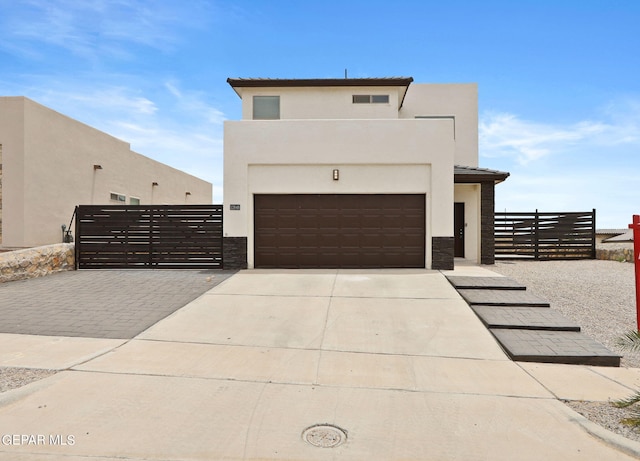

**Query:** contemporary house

left=0, top=96, right=212, bottom=248
left=223, top=77, right=508, bottom=270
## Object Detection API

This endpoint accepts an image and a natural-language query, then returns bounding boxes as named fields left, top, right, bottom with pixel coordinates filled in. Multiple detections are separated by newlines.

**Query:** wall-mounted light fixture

left=93, top=164, right=102, bottom=170
left=333, top=169, right=339, bottom=181
left=185, top=191, right=191, bottom=196
left=152, top=182, right=159, bottom=186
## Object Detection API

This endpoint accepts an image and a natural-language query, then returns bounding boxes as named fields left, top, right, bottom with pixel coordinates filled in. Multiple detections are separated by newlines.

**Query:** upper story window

left=253, top=96, right=280, bottom=119
left=352, top=95, right=390, bottom=104
left=110, top=192, right=126, bottom=203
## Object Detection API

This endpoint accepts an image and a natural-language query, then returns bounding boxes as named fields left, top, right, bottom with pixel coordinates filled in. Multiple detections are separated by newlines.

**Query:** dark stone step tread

left=491, top=329, right=621, bottom=367
left=457, top=289, right=550, bottom=307
left=471, top=305, right=580, bottom=331
left=446, top=276, right=526, bottom=290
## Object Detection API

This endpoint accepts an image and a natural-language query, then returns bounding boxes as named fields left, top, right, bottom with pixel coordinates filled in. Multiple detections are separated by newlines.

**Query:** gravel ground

left=492, top=259, right=640, bottom=444
left=565, top=400, right=640, bottom=443
left=0, top=367, right=57, bottom=393
left=492, top=260, right=639, bottom=367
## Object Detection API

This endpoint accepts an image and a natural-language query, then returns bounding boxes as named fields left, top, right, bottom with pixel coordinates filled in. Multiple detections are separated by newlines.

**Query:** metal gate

left=494, top=210, right=595, bottom=260
left=75, top=205, right=223, bottom=269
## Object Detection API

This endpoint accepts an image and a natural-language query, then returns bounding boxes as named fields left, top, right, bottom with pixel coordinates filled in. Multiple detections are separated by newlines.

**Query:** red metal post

left=630, top=215, right=640, bottom=331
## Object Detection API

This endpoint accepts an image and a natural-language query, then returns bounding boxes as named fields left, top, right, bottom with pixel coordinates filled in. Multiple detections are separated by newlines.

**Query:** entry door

left=454, top=202, right=465, bottom=258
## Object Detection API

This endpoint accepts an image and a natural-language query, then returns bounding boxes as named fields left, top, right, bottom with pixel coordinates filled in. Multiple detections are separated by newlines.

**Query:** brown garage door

left=254, top=194, right=425, bottom=268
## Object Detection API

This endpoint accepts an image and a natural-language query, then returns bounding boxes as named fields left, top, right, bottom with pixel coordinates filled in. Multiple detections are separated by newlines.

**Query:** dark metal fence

left=494, top=210, right=595, bottom=260
left=75, top=205, right=223, bottom=269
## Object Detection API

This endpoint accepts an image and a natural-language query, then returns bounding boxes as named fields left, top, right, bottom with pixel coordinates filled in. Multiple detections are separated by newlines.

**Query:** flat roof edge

left=227, top=77, right=414, bottom=88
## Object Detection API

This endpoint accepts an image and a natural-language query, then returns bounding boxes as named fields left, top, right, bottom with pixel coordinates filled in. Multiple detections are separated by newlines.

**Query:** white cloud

left=484, top=100, right=640, bottom=227
left=480, top=112, right=606, bottom=164
left=164, top=81, right=226, bottom=126
left=480, top=101, right=640, bottom=165
left=494, top=169, right=640, bottom=228
left=48, top=88, right=159, bottom=116
left=0, top=0, right=212, bottom=59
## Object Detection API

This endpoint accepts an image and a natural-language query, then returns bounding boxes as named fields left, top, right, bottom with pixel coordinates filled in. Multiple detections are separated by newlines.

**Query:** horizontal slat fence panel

left=495, top=210, right=595, bottom=260
left=75, top=205, right=223, bottom=269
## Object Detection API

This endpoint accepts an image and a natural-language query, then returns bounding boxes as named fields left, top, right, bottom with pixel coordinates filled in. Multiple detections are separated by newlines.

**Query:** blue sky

left=1, top=0, right=639, bottom=228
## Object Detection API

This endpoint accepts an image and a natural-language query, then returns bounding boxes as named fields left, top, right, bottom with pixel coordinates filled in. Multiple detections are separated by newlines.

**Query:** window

left=371, top=95, right=390, bottom=104
left=110, top=193, right=126, bottom=203
left=352, top=95, right=389, bottom=104
left=130, top=197, right=140, bottom=205
left=253, top=96, right=280, bottom=119
left=352, top=95, right=370, bottom=104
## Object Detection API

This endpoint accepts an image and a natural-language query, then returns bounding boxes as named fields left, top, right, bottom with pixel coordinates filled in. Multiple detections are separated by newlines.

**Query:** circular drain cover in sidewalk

left=302, top=424, right=347, bottom=448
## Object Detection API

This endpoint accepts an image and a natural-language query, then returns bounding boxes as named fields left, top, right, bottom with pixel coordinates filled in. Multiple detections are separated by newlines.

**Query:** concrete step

left=445, top=274, right=620, bottom=367
left=491, top=329, right=621, bottom=367
left=447, top=276, right=526, bottom=290
left=471, top=305, right=581, bottom=331
left=457, top=289, right=550, bottom=307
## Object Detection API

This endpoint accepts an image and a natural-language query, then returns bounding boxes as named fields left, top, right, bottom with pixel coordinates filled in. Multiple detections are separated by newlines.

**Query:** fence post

left=630, top=215, right=640, bottom=331
left=74, top=206, right=80, bottom=270
left=534, top=209, right=539, bottom=260
left=591, top=209, right=597, bottom=259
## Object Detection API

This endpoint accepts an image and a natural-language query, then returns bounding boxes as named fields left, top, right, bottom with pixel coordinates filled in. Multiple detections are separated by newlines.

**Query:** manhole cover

left=302, top=424, right=347, bottom=448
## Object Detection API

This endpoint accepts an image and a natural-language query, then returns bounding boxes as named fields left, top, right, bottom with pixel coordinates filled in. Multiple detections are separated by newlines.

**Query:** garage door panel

left=298, top=216, right=319, bottom=229
left=298, top=234, right=320, bottom=247
left=402, top=221, right=425, bottom=231
left=277, top=216, right=299, bottom=229
left=360, top=217, right=382, bottom=229
left=339, top=234, right=360, bottom=248
left=360, top=234, right=384, bottom=247
left=374, top=252, right=399, bottom=266
left=340, top=215, right=360, bottom=228
left=254, top=194, right=425, bottom=268
left=316, top=233, right=339, bottom=246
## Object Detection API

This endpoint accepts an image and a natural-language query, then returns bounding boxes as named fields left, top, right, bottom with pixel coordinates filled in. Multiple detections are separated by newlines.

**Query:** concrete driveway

left=1, top=268, right=640, bottom=460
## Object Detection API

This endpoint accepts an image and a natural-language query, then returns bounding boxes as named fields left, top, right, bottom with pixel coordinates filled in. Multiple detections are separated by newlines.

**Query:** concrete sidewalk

left=1, top=267, right=640, bottom=460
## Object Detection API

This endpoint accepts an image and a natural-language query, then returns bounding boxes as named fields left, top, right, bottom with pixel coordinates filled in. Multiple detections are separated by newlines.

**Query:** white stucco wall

left=0, top=97, right=213, bottom=248
left=0, top=98, right=26, bottom=247
left=224, top=118, right=455, bottom=268
left=236, top=82, right=477, bottom=166
left=400, top=84, right=478, bottom=168
left=237, top=86, right=405, bottom=120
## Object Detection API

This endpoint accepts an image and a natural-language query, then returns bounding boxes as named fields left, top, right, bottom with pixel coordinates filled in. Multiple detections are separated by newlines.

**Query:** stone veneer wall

left=0, top=243, right=75, bottom=283
left=596, top=242, right=635, bottom=262
left=223, top=237, right=247, bottom=270
left=480, top=181, right=495, bottom=265
left=432, top=236, right=454, bottom=270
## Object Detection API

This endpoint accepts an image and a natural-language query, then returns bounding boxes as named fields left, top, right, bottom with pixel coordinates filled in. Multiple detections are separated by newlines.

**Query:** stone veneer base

left=223, top=237, right=248, bottom=270
left=432, top=236, right=454, bottom=270
left=0, top=243, right=75, bottom=283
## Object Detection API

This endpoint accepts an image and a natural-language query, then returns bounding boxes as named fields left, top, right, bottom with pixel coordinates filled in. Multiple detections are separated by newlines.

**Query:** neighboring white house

left=223, top=77, right=508, bottom=270
left=0, top=96, right=212, bottom=248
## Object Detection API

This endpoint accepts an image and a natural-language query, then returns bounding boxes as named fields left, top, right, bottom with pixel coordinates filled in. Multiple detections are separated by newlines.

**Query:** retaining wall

left=596, top=242, right=635, bottom=262
left=0, top=243, right=75, bottom=283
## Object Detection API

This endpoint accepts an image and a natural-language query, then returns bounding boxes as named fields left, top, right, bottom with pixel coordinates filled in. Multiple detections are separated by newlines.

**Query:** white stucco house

left=0, top=96, right=212, bottom=248
left=223, top=77, right=508, bottom=270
